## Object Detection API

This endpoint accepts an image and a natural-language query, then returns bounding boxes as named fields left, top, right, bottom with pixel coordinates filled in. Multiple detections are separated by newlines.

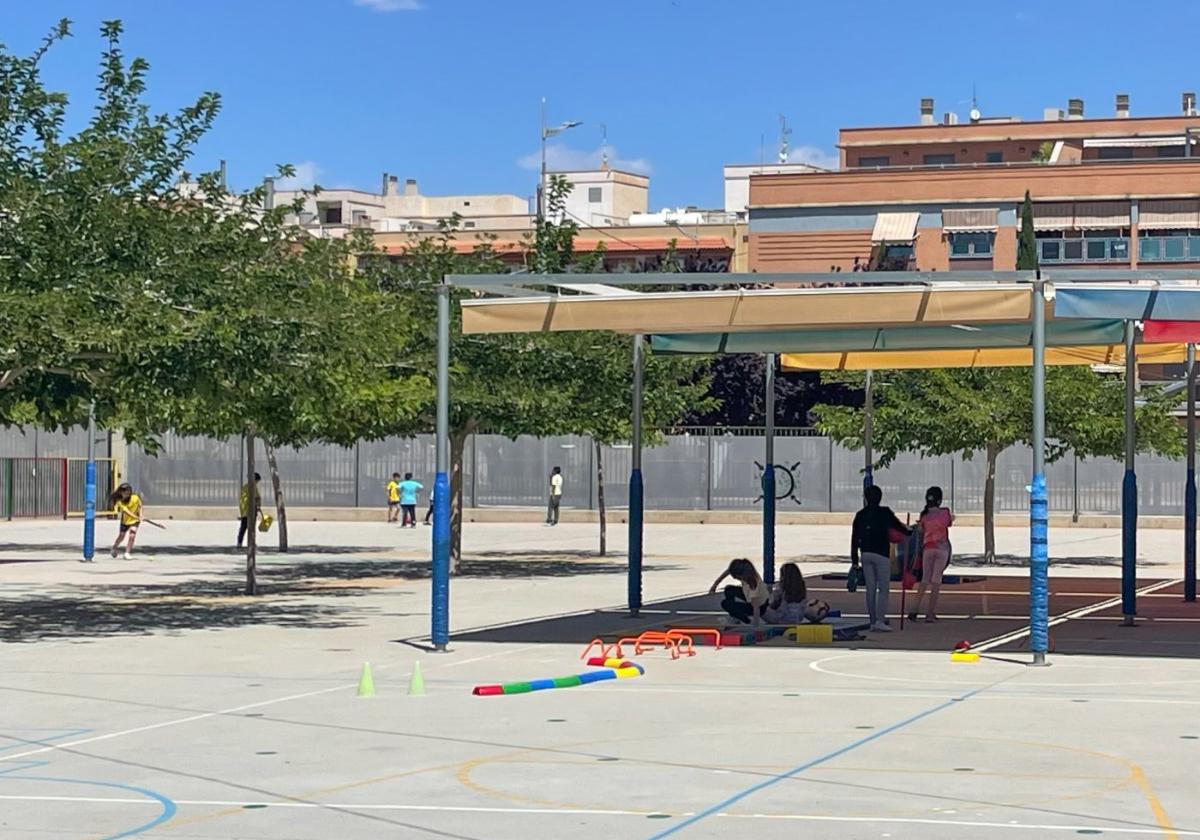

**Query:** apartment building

left=748, top=93, right=1200, bottom=273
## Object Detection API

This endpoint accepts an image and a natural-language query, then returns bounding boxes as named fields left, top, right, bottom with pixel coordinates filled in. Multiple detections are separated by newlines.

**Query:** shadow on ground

left=449, top=576, right=1200, bottom=659
left=0, top=554, right=681, bottom=643
left=0, top=542, right=393, bottom=557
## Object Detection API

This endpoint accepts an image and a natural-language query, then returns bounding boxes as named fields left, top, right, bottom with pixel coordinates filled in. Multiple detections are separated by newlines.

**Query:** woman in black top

left=851, top=485, right=910, bottom=632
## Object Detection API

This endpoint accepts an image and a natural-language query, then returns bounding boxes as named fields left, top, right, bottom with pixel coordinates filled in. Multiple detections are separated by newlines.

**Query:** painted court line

left=643, top=673, right=1016, bottom=840
left=0, top=648, right=517, bottom=764
left=0, top=795, right=1188, bottom=836
left=973, top=578, right=1183, bottom=653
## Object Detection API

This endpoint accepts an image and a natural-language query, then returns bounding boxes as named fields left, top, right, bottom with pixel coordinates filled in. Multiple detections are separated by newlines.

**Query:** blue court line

left=0, top=732, right=176, bottom=839
left=646, top=686, right=988, bottom=839
left=0, top=729, right=93, bottom=756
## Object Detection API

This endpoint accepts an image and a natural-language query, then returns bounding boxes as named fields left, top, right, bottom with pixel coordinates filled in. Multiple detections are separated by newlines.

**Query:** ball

left=803, top=598, right=830, bottom=624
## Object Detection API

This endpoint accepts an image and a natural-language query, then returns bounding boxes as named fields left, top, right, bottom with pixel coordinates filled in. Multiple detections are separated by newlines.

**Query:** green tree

left=379, top=179, right=710, bottom=568
left=1017, top=190, right=1039, bottom=271
left=816, top=367, right=1181, bottom=562
left=0, top=20, right=223, bottom=431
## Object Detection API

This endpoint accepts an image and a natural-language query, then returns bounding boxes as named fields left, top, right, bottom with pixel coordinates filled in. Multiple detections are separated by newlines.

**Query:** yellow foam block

left=950, top=651, right=980, bottom=663
left=614, top=667, right=642, bottom=679
left=785, top=624, right=833, bottom=644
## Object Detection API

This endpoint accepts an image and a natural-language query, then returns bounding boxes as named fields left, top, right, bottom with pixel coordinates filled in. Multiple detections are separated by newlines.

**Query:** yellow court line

left=1130, top=764, right=1180, bottom=840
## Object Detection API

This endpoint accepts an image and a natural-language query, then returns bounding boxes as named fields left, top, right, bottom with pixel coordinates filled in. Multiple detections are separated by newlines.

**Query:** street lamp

left=538, top=97, right=582, bottom=224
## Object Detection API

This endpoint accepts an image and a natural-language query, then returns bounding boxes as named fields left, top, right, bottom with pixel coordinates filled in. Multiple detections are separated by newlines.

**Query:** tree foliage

left=816, top=367, right=1182, bottom=560
left=1017, top=190, right=1038, bottom=271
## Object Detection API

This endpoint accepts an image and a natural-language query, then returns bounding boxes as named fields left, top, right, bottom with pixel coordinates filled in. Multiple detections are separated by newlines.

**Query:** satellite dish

left=969, top=108, right=982, bottom=122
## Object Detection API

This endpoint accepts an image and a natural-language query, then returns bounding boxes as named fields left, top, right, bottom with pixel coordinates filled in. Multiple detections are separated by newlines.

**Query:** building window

left=1036, top=228, right=1130, bottom=262
left=948, top=232, right=994, bottom=258
left=588, top=187, right=602, bottom=203
left=1157, top=145, right=1186, bottom=158
left=923, top=153, right=955, bottom=165
left=319, top=204, right=342, bottom=225
left=857, top=156, right=890, bottom=167
left=985, top=151, right=1003, bottom=163
left=464, top=221, right=476, bottom=228
left=463, top=200, right=471, bottom=206
left=1098, top=147, right=1134, bottom=159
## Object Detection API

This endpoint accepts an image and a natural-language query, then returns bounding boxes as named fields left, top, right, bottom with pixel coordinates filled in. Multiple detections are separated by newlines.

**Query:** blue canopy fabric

left=1054, top=284, right=1200, bottom=322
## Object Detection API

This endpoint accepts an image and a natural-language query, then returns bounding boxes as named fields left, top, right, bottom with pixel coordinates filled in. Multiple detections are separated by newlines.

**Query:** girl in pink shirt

left=909, top=486, right=954, bottom=623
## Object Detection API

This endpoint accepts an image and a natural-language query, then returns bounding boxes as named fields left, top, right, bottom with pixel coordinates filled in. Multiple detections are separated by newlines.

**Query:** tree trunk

left=450, top=429, right=467, bottom=574
left=264, top=443, right=289, bottom=553
left=596, top=440, right=606, bottom=557
left=245, top=428, right=257, bottom=595
left=984, top=442, right=998, bottom=564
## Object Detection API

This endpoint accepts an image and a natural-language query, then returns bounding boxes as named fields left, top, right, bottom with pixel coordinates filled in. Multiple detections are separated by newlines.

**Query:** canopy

left=652, top=318, right=1115, bottom=355
left=1053, top=283, right=1200, bottom=321
left=461, top=283, right=1034, bottom=335
left=780, top=343, right=1187, bottom=372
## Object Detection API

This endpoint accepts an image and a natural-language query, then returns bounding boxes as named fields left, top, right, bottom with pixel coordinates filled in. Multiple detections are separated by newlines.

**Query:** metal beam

left=1187, top=343, right=1197, bottom=603
left=763, top=353, right=776, bottom=585
left=1122, top=320, right=1138, bottom=626
left=431, top=282, right=451, bottom=651
left=445, top=270, right=1040, bottom=289
left=1030, top=276, right=1049, bottom=666
left=628, top=334, right=644, bottom=617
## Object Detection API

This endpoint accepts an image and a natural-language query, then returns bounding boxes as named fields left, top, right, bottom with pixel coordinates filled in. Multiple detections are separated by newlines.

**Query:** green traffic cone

left=357, top=662, right=375, bottom=698
left=408, top=661, right=425, bottom=697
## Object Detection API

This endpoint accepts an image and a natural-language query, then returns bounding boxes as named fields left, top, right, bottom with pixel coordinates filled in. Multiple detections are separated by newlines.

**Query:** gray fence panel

left=832, top=445, right=954, bottom=514
left=357, top=436, right=435, bottom=510
left=474, top=435, right=591, bottom=508
left=20, top=424, right=1192, bottom=516
left=128, top=435, right=243, bottom=506
left=11, top=458, right=64, bottom=517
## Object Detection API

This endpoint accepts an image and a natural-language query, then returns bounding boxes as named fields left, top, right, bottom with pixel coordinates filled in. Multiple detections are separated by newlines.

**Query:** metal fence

left=0, top=457, right=117, bottom=519
left=3, top=425, right=1192, bottom=517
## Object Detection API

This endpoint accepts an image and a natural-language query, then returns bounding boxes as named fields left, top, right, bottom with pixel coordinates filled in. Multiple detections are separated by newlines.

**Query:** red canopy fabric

left=1143, top=320, right=1200, bottom=343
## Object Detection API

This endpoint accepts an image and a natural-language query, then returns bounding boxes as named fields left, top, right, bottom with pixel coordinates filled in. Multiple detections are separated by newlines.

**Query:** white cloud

left=353, top=0, right=424, bottom=11
left=787, top=144, right=840, bottom=170
left=275, top=161, right=321, bottom=190
left=517, top=143, right=652, bottom=175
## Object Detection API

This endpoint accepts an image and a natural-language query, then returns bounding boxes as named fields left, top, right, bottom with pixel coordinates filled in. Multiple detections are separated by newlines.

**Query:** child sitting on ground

left=764, top=562, right=808, bottom=624
left=709, top=558, right=769, bottom=625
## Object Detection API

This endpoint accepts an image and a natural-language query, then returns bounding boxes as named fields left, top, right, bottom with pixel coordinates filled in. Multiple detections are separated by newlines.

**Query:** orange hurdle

left=668, top=627, right=722, bottom=649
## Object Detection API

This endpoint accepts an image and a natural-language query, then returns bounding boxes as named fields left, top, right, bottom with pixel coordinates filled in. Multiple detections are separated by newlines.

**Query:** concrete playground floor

left=1, top=519, right=1198, bottom=838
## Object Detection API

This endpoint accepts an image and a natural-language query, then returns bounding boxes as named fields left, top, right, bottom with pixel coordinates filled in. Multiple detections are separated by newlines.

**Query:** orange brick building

left=748, top=95, right=1200, bottom=274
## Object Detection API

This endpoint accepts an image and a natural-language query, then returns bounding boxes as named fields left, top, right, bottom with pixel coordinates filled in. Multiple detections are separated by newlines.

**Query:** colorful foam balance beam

left=586, top=657, right=635, bottom=669
left=472, top=662, right=644, bottom=696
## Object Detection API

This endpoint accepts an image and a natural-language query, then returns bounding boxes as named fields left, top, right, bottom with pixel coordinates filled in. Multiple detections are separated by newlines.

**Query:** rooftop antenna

left=969, top=84, right=982, bottom=122
left=759, top=133, right=766, bottom=167
left=778, top=114, right=792, bottom=164
left=600, top=123, right=609, bottom=171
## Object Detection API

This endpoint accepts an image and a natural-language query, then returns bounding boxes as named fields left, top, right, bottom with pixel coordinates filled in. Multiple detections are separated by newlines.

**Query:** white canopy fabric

left=460, top=284, right=1035, bottom=335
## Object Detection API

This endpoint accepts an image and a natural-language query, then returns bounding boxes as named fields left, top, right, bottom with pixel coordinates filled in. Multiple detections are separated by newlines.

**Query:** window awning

left=1073, top=201, right=1131, bottom=230
left=871, top=212, right=920, bottom=243
left=460, top=284, right=1035, bottom=335
left=1033, top=202, right=1075, bottom=231
left=1083, top=136, right=1187, bottom=148
left=1138, top=200, right=1200, bottom=230
left=942, top=208, right=999, bottom=233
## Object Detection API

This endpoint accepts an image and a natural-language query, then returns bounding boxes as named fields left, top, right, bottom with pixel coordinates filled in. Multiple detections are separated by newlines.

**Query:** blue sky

left=6, top=0, right=1200, bottom=209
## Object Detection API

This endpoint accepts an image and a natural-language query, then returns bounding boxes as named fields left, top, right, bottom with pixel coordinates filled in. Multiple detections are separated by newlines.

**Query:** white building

left=548, top=169, right=650, bottom=227
left=722, top=162, right=825, bottom=221
left=274, top=173, right=534, bottom=235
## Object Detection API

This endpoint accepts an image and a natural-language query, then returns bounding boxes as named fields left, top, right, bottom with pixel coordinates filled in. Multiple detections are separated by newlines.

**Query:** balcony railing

left=1038, top=237, right=1129, bottom=263
left=1138, top=235, right=1200, bottom=262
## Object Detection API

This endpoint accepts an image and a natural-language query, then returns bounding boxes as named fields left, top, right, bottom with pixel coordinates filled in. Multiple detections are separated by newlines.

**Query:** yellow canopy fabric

left=460, top=284, right=1035, bottom=335
left=781, top=343, right=1189, bottom=371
